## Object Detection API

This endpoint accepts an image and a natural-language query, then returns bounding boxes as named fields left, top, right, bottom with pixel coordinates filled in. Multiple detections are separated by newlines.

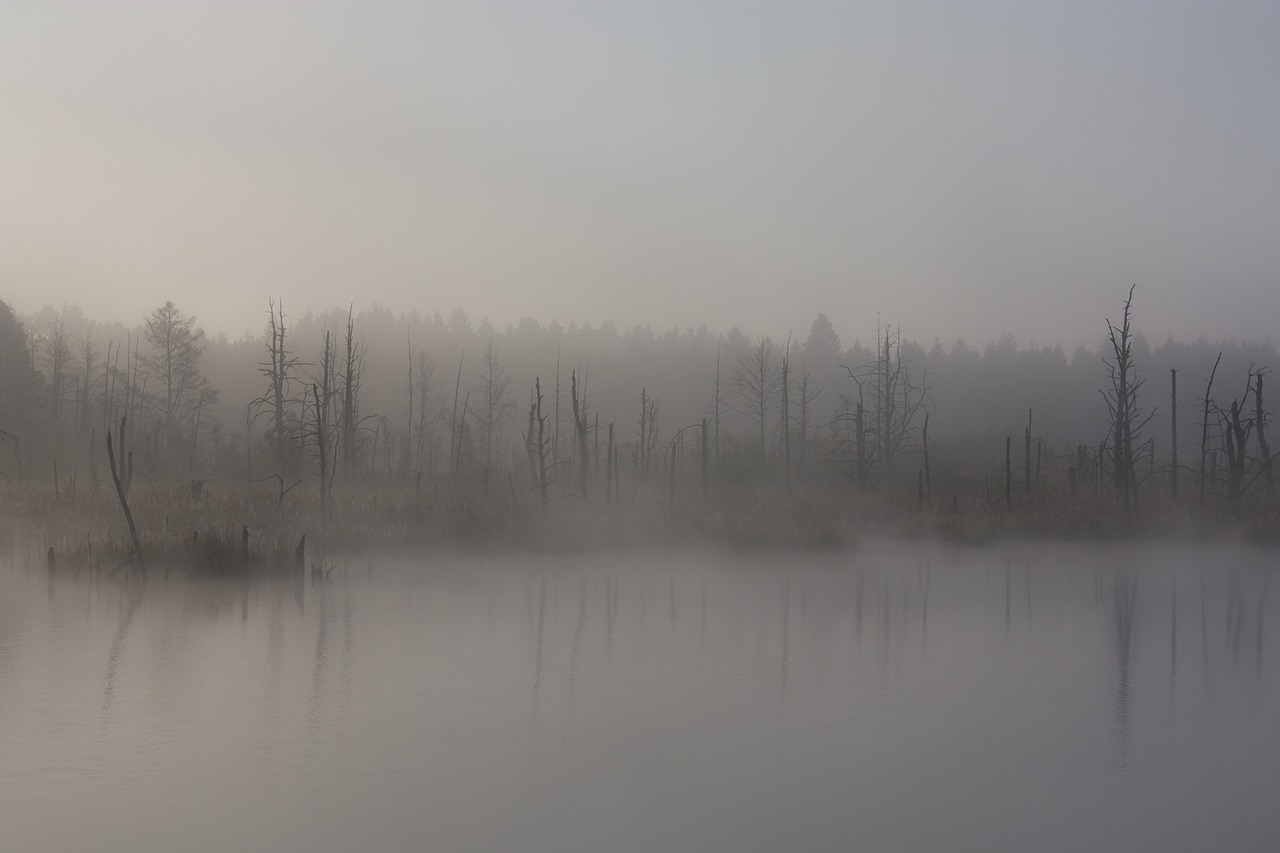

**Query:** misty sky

left=2, top=1, right=1277, bottom=348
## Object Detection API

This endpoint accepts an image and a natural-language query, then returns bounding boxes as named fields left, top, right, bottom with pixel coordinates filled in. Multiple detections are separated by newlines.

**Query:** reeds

left=6, top=473, right=1279, bottom=578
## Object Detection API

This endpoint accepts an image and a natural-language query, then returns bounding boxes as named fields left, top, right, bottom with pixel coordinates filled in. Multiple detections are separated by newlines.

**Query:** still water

left=1, top=541, right=1277, bottom=852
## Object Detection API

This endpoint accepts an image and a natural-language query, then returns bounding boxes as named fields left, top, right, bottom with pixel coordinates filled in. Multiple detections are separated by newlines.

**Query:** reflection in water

left=920, top=559, right=930, bottom=651
left=1257, top=573, right=1271, bottom=682
left=567, top=576, right=587, bottom=713
left=530, top=575, right=546, bottom=739
left=1004, top=559, right=1012, bottom=637
left=100, top=579, right=145, bottom=732
left=1110, top=570, right=1138, bottom=775
left=1200, top=568, right=1214, bottom=709
left=1, top=543, right=1277, bottom=853
left=307, top=590, right=332, bottom=746
left=1169, top=575, right=1178, bottom=724
left=779, top=568, right=789, bottom=707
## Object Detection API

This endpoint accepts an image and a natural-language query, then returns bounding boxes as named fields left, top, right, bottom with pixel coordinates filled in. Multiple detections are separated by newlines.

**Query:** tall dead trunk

left=701, top=418, right=708, bottom=501
left=1170, top=369, right=1178, bottom=502
left=781, top=337, right=791, bottom=494
left=1255, top=371, right=1274, bottom=500
left=341, top=307, right=361, bottom=480
left=447, top=351, right=464, bottom=483
left=571, top=369, right=589, bottom=502
left=1223, top=398, right=1249, bottom=503
left=637, top=387, right=649, bottom=480
left=922, top=412, right=931, bottom=508
left=1025, top=409, right=1032, bottom=496
left=605, top=421, right=615, bottom=509
left=522, top=378, right=548, bottom=507
left=1200, top=352, right=1222, bottom=506
left=106, top=420, right=145, bottom=579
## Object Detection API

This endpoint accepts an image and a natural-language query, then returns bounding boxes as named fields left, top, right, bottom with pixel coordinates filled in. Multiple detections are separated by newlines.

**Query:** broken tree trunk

left=106, top=422, right=146, bottom=579
left=1200, top=352, right=1222, bottom=506
left=1255, top=372, right=1274, bottom=501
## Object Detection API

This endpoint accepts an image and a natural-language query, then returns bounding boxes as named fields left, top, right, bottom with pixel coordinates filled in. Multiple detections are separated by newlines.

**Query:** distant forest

left=1, top=295, right=1276, bottom=513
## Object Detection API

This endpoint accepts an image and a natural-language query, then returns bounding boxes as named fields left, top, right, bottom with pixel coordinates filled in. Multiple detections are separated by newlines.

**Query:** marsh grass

left=5, top=477, right=1278, bottom=577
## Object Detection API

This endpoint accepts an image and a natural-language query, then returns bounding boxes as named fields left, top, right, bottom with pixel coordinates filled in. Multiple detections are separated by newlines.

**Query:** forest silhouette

left=2, top=293, right=1277, bottom=572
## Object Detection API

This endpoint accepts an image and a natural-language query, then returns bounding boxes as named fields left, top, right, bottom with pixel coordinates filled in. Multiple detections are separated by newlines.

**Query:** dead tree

left=701, top=418, right=709, bottom=500
left=106, top=419, right=145, bottom=579
left=835, top=382, right=871, bottom=490
left=411, top=350, right=439, bottom=475
left=780, top=335, right=792, bottom=494
left=43, top=317, right=71, bottom=457
left=735, top=337, right=779, bottom=470
left=1170, top=369, right=1178, bottom=501
left=406, top=328, right=415, bottom=471
left=839, top=325, right=929, bottom=487
left=253, top=299, right=301, bottom=479
left=570, top=369, right=589, bottom=501
left=921, top=412, right=931, bottom=508
left=1199, top=352, right=1222, bottom=506
left=310, top=382, right=331, bottom=511
left=796, top=366, right=819, bottom=485
left=605, top=421, right=615, bottom=508
left=471, top=340, right=514, bottom=483
left=75, top=332, right=96, bottom=445
left=449, top=350, right=464, bottom=484
left=1101, top=286, right=1154, bottom=512
left=1222, top=394, right=1252, bottom=503
left=522, top=378, right=549, bottom=507
left=1024, top=409, right=1033, bottom=496
left=1255, top=370, right=1274, bottom=500
left=308, top=331, right=338, bottom=511
left=708, top=345, right=725, bottom=473
left=637, top=387, right=660, bottom=481
left=340, top=307, right=366, bottom=479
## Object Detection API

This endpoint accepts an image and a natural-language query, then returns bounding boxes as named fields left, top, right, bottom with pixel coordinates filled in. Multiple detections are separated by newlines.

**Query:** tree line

left=3, top=293, right=1276, bottom=515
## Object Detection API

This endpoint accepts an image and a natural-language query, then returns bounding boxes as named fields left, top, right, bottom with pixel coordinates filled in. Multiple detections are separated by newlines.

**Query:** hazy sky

left=3, top=1, right=1277, bottom=348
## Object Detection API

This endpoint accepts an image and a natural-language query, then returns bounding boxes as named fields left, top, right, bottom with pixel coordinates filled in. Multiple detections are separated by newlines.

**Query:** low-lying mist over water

left=2, top=542, right=1277, bottom=852
left=3, top=2, right=1278, bottom=850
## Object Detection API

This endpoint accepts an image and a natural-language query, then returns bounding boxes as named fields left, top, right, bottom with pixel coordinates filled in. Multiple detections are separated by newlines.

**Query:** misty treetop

left=3, top=295, right=1277, bottom=522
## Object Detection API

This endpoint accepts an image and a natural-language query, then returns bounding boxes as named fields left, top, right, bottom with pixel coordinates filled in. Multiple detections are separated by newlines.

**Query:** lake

left=1, top=540, right=1277, bottom=852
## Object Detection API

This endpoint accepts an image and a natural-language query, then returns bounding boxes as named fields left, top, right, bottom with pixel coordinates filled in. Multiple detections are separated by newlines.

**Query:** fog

left=4, top=4, right=1280, bottom=850
left=3, top=2, right=1278, bottom=347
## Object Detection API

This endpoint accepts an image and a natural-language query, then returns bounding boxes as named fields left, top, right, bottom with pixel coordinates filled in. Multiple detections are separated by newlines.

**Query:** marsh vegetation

left=2, top=291, right=1278, bottom=575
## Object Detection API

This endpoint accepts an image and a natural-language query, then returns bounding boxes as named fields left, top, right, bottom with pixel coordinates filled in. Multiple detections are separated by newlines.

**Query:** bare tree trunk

left=554, top=349, right=563, bottom=465
left=1025, top=409, right=1032, bottom=496
left=522, top=379, right=547, bottom=507
left=922, top=412, right=931, bottom=508
left=341, top=307, right=361, bottom=482
left=668, top=439, right=677, bottom=512
left=701, top=418, right=708, bottom=500
left=1005, top=436, right=1012, bottom=507
left=571, top=369, right=589, bottom=502
left=638, top=387, right=648, bottom=480
left=450, top=350, right=464, bottom=484
left=606, top=421, right=614, bottom=509
left=1224, top=398, right=1248, bottom=503
left=312, top=383, right=329, bottom=512
left=106, top=420, right=145, bottom=579
left=1256, top=371, right=1274, bottom=500
left=781, top=337, right=791, bottom=494
left=1170, top=368, right=1178, bottom=502
left=406, top=327, right=415, bottom=472
left=1200, top=352, right=1222, bottom=506
left=712, top=347, right=722, bottom=471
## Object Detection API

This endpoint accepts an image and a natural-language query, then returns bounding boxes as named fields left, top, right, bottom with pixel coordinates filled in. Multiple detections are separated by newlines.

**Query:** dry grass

left=4, top=477, right=1278, bottom=577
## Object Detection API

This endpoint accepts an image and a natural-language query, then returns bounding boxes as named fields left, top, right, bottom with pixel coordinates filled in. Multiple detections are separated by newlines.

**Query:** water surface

left=1, top=541, right=1276, bottom=852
